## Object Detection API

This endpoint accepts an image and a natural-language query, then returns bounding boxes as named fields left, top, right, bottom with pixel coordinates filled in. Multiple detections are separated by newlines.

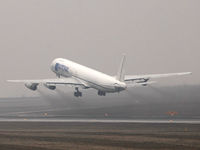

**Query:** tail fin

left=116, top=54, right=126, bottom=81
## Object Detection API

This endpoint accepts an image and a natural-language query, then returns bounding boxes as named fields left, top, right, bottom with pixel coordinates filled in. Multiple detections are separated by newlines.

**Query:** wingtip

left=7, top=80, right=21, bottom=82
left=180, top=72, right=192, bottom=75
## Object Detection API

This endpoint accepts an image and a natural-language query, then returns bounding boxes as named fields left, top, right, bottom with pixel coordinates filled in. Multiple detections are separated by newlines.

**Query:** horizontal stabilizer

left=127, top=81, right=156, bottom=87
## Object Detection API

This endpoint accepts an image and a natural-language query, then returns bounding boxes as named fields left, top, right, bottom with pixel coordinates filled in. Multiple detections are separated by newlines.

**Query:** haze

left=0, top=0, right=199, bottom=97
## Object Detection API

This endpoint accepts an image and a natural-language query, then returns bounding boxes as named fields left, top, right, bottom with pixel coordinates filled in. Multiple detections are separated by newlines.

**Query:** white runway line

left=0, top=119, right=200, bottom=124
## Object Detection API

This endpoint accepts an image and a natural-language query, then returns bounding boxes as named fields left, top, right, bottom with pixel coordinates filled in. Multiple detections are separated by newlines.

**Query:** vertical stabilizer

left=116, top=54, right=126, bottom=81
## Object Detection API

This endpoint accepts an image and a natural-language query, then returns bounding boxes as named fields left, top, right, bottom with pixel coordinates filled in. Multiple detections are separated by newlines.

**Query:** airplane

left=8, top=55, right=192, bottom=97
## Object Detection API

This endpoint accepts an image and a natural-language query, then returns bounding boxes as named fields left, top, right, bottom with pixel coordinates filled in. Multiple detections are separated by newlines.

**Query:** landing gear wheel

left=74, top=92, right=78, bottom=97
left=74, top=92, right=82, bottom=97
left=98, top=91, right=106, bottom=96
left=74, top=87, right=82, bottom=97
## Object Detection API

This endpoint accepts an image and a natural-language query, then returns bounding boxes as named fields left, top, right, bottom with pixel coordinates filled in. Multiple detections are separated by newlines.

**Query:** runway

left=0, top=118, right=200, bottom=124
left=0, top=95, right=200, bottom=149
left=0, top=121, right=200, bottom=150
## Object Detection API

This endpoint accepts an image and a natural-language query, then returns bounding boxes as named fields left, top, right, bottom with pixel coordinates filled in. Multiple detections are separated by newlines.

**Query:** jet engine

left=25, top=83, right=39, bottom=91
left=44, top=84, right=56, bottom=90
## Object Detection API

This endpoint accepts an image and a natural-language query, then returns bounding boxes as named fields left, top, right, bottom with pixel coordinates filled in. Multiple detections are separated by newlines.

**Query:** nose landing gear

left=74, top=87, right=82, bottom=97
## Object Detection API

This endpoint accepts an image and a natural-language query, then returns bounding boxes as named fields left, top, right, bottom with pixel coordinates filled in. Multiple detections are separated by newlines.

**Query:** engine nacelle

left=44, top=84, right=56, bottom=90
left=25, top=83, right=38, bottom=91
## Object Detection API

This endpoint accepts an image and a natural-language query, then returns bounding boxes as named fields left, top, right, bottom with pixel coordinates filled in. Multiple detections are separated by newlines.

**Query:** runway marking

left=0, top=119, right=200, bottom=124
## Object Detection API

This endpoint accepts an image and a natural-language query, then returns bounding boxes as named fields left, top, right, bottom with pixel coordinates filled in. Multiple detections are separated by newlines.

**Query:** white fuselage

left=50, top=58, right=126, bottom=92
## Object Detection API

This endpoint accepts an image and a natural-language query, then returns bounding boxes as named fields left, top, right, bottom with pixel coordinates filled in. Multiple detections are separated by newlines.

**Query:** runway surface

left=0, top=92, right=200, bottom=149
left=0, top=120, right=200, bottom=150
left=0, top=119, right=200, bottom=124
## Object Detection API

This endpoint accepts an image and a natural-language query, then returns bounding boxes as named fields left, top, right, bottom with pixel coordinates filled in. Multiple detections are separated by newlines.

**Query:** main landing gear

left=74, top=87, right=82, bottom=97
left=98, top=91, right=106, bottom=96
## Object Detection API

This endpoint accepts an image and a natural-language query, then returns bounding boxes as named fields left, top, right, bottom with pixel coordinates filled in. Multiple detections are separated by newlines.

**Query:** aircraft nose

left=50, top=60, right=57, bottom=72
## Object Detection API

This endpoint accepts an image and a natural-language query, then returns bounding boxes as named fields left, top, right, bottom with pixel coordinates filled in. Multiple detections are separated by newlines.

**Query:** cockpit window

left=55, top=63, right=69, bottom=72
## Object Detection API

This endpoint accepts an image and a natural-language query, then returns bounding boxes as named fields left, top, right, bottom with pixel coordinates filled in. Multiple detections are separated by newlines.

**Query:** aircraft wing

left=124, top=72, right=192, bottom=82
left=7, top=78, right=88, bottom=87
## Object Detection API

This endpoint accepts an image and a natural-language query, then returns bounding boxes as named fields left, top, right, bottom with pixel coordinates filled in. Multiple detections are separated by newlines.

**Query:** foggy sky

left=0, top=0, right=199, bottom=97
